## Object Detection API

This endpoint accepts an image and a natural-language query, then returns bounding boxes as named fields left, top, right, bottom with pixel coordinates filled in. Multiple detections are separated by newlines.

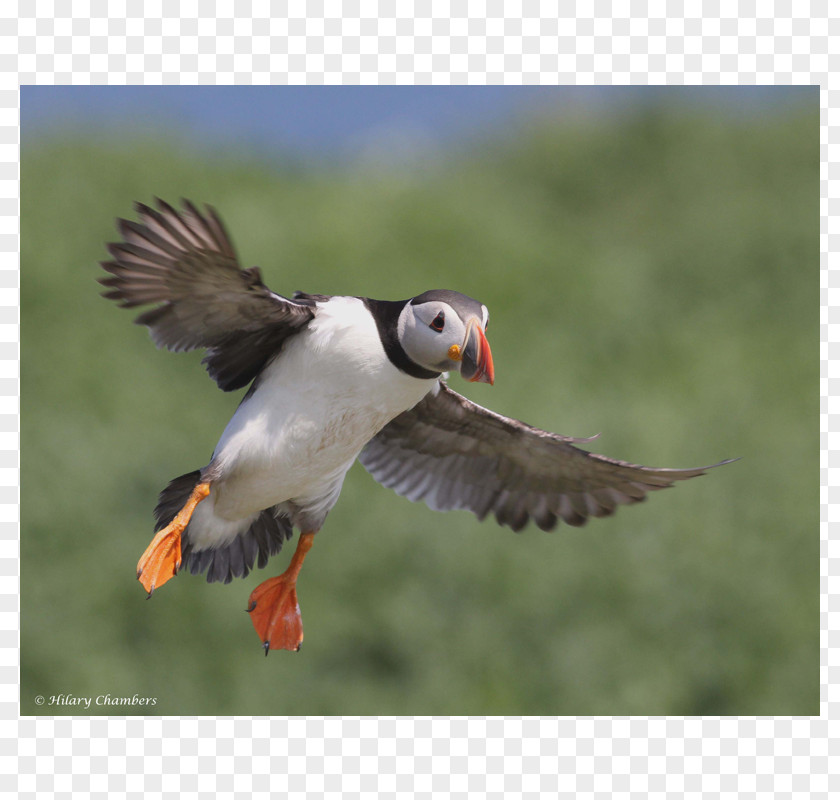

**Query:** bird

left=100, top=198, right=733, bottom=654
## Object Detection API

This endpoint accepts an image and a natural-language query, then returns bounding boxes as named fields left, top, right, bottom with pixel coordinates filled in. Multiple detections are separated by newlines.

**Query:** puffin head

left=397, top=290, right=494, bottom=384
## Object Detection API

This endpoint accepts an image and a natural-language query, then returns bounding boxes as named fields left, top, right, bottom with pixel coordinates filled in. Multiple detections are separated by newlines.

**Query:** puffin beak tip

left=462, top=319, right=495, bottom=385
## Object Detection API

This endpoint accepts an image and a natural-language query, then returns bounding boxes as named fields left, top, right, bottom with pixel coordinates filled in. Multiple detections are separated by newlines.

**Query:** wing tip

left=694, top=456, right=741, bottom=474
left=567, top=432, right=601, bottom=444
left=638, top=455, right=741, bottom=480
left=715, top=456, right=741, bottom=466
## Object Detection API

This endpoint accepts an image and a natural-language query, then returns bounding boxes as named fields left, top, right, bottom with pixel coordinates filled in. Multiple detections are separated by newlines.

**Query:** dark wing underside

left=359, top=381, right=733, bottom=532
left=100, top=198, right=315, bottom=391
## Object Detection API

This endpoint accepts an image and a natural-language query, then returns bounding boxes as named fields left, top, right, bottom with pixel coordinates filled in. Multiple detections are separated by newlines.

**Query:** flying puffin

left=100, top=198, right=731, bottom=653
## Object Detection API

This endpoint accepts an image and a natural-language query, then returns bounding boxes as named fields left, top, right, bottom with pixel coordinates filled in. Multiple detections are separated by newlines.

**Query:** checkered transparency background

left=6, top=2, right=836, bottom=798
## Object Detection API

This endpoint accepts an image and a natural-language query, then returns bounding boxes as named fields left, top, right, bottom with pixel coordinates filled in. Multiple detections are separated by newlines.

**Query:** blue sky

left=21, top=85, right=812, bottom=162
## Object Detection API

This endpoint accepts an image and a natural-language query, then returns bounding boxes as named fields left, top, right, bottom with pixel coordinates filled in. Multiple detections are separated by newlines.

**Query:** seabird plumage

left=101, top=198, right=732, bottom=653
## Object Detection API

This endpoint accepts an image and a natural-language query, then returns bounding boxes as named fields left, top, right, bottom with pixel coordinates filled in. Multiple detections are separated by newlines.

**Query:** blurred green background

left=21, top=90, right=816, bottom=715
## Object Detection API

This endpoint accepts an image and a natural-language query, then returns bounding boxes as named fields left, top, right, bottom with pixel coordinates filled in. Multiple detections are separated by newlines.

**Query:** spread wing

left=359, top=381, right=733, bottom=532
left=99, top=198, right=315, bottom=391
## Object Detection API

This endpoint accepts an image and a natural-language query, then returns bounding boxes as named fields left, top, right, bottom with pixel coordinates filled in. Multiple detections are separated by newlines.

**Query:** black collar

left=361, top=298, right=441, bottom=381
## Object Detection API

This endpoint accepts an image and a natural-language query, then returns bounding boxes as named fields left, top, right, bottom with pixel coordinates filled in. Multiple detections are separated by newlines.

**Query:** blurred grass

left=21, top=101, right=816, bottom=715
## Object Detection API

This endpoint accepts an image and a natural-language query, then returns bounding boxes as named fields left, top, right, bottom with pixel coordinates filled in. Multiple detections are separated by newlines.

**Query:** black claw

left=246, top=601, right=257, bottom=613
left=296, top=643, right=301, bottom=652
left=263, top=641, right=270, bottom=656
left=146, top=590, right=153, bottom=600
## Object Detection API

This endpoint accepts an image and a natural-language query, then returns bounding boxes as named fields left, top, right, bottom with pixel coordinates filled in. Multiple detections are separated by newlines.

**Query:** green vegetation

left=21, top=100, right=817, bottom=715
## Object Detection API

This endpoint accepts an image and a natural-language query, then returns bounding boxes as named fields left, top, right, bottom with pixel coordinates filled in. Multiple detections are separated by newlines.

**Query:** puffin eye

left=429, top=311, right=445, bottom=332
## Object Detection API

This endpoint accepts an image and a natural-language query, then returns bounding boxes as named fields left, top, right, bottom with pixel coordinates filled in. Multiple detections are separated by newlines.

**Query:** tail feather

left=153, top=471, right=293, bottom=584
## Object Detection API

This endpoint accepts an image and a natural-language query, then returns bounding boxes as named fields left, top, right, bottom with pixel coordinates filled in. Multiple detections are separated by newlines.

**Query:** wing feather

left=359, top=381, right=734, bottom=532
left=100, top=198, right=315, bottom=391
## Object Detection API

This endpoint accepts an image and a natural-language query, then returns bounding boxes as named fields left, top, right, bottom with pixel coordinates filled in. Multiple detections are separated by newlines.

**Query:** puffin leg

left=247, top=531, right=316, bottom=654
left=136, top=481, right=211, bottom=596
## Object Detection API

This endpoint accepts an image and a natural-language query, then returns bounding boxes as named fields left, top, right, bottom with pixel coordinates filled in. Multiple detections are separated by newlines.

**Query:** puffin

left=100, top=198, right=732, bottom=653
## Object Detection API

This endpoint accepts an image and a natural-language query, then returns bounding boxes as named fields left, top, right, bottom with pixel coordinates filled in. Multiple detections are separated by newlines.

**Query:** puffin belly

left=210, top=402, right=395, bottom=521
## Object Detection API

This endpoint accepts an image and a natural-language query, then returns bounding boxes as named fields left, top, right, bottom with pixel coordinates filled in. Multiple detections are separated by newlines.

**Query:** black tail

left=153, top=471, right=293, bottom=584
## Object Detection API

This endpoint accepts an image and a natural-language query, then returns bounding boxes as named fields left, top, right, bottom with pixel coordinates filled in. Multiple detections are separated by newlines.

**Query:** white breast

left=207, top=296, right=436, bottom=522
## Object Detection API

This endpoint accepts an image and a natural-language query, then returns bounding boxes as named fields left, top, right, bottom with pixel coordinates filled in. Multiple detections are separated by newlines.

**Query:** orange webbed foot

left=247, top=575, right=304, bottom=653
left=136, top=481, right=210, bottom=596
left=247, top=531, right=315, bottom=654
left=136, top=524, right=182, bottom=596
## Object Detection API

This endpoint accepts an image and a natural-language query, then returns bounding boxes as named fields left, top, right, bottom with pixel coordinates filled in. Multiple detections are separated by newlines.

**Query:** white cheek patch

left=398, top=301, right=464, bottom=371
left=397, top=302, right=437, bottom=366
left=396, top=302, right=412, bottom=341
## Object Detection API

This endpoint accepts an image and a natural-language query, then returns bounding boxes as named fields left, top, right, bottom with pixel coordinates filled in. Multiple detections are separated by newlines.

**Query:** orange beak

left=461, top=318, right=495, bottom=385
